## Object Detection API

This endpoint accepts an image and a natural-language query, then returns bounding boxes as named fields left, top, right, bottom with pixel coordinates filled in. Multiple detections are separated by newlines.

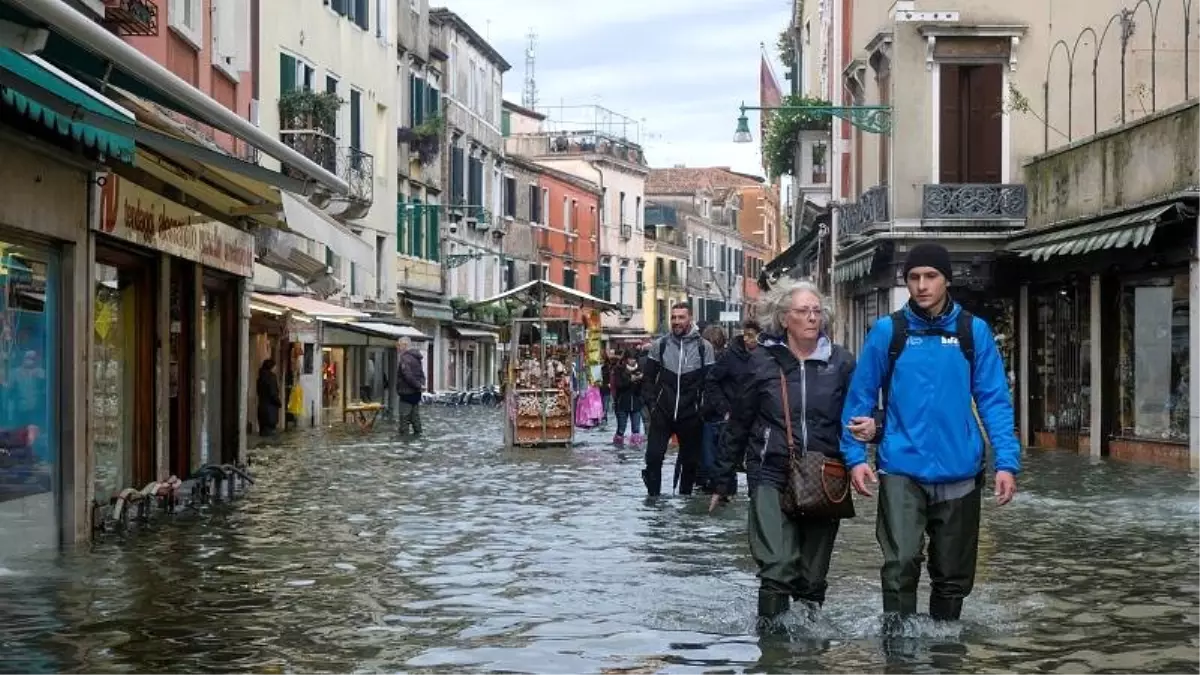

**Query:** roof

left=646, top=166, right=765, bottom=195
left=429, top=8, right=511, bottom=72
left=507, top=155, right=603, bottom=196
left=502, top=99, right=545, bottom=121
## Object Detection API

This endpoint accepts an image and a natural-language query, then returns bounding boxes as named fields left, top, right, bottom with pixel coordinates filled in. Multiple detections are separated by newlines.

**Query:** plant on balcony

left=278, top=89, right=343, bottom=134
left=408, top=114, right=445, bottom=165
left=763, top=94, right=833, bottom=178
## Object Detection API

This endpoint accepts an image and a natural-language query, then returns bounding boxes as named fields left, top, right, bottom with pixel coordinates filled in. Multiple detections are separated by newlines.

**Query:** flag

left=759, top=55, right=783, bottom=174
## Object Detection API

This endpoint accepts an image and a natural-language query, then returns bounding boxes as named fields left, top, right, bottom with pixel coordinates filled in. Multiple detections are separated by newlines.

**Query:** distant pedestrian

left=612, top=350, right=645, bottom=446
left=395, top=338, right=426, bottom=435
left=697, top=324, right=728, bottom=490
left=256, top=358, right=282, bottom=436
left=640, top=302, right=715, bottom=497
left=701, top=319, right=760, bottom=495
left=841, top=242, right=1020, bottom=626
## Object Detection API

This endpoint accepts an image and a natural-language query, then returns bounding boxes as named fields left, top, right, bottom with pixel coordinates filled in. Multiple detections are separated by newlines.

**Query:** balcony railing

left=619, top=222, right=633, bottom=240
left=279, top=129, right=374, bottom=206
left=654, top=273, right=684, bottom=289
left=922, top=184, right=1028, bottom=220
left=838, top=185, right=889, bottom=241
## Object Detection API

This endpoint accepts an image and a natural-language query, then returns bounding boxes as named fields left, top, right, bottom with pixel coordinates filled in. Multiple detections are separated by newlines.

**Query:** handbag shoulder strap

left=778, top=369, right=794, bottom=458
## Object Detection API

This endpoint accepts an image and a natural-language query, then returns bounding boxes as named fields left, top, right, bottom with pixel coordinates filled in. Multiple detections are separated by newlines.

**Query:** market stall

left=470, top=280, right=619, bottom=448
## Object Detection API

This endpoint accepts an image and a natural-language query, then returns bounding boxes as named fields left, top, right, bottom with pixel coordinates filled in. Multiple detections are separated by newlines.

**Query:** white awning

left=250, top=292, right=368, bottom=320
left=470, top=279, right=620, bottom=312
left=450, top=326, right=500, bottom=341
left=279, top=191, right=375, bottom=270
left=353, top=322, right=430, bottom=340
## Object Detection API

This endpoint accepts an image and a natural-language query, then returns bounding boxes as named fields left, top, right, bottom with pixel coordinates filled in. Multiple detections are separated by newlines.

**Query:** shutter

left=414, top=78, right=425, bottom=126
left=967, top=64, right=1004, bottom=184
left=332, top=0, right=345, bottom=15
left=636, top=269, right=644, bottom=309
left=410, top=197, right=423, bottom=256
left=501, top=110, right=511, bottom=137
left=396, top=196, right=408, bottom=255
left=358, top=0, right=369, bottom=30
left=427, top=205, right=440, bottom=261
left=938, top=64, right=963, bottom=184
left=429, top=87, right=440, bottom=118
left=408, top=75, right=417, bottom=127
left=279, top=53, right=296, bottom=92
left=349, top=89, right=362, bottom=151
left=451, top=147, right=464, bottom=202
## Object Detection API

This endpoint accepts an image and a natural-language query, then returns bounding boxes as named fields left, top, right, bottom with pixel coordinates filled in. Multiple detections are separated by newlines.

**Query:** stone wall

left=1023, top=100, right=1198, bottom=228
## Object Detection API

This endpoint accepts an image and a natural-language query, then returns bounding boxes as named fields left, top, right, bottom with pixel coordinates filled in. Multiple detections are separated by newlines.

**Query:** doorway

left=939, top=63, right=1003, bottom=184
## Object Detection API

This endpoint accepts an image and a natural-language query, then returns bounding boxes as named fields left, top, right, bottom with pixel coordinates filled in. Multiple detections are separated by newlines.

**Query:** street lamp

left=732, top=101, right=894, bottom=142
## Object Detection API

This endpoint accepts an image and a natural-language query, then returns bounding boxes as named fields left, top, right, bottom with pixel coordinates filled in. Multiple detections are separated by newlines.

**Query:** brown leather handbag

left=777, top=370, right=856, bottom=520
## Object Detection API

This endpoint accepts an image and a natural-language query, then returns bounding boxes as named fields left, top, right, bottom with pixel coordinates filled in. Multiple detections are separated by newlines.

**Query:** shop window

left=92, top=263, right=134, bottom=505
left=1031, top=284, right=1090, bottom=438
left=0, top=240, right=59, bottom=553
left=1118, top=274, right=1190, bottom=441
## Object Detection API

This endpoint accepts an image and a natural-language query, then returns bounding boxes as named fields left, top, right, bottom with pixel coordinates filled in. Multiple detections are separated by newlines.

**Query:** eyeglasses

left=788, top=307, right=823, bottom=318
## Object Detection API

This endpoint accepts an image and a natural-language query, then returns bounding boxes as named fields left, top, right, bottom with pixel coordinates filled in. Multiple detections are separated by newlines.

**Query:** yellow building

left=643, top=203, right=690, bottom=334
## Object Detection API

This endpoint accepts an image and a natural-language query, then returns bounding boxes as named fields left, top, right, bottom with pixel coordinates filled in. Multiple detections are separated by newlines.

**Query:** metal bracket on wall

left=443, top=252, right=485, bottom=269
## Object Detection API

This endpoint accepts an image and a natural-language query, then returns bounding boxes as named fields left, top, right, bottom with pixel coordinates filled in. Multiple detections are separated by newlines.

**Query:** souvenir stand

left=468, top=280, right=619, bottom=448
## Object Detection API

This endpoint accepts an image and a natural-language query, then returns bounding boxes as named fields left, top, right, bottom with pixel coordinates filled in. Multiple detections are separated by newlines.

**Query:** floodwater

left=1, top=406, right=1197, bottom=674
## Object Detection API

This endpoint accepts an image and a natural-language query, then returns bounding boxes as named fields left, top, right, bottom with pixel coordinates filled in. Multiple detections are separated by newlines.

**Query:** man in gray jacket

left=395, top=338, right=426, bottom=434
left=640, top=302, right=716, bottom=497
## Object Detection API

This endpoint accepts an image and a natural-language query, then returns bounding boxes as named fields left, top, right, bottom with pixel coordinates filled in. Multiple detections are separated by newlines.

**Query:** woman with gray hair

left=709, top=280, right=875, bottom=631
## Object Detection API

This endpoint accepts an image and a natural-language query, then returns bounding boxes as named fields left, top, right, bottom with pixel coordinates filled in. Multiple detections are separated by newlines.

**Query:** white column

left=1190, top=227, right=1199, bottom=468
left=1018, top=284, right=1030, bottom=449
left=1089, top=274, right=1102, bottom=457
left=155, top=254, right=170, bottom=479
left=236, top=278, right=250, bottom=465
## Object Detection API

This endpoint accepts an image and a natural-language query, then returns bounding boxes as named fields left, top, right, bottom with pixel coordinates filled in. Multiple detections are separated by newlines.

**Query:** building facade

left=504, top=105, right=650, bottom=340
left=736, top=183, right=781, bottom=315
left=534, top=167, right=602, bottom=324
left=432, top=7, right=508, bottom=391
left=643, top=202, right=688, bottom=334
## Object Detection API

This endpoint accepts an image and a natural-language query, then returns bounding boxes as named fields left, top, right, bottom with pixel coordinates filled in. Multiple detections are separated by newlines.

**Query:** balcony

left=619, top=222, right=633, bottom=240
left=655, top=273, right=684, bottom=291
left=838, top=185, right=889, bottom=242
left=504, top=130, right=647, bottom=167
left=922, top=184, right=1027, bottom=221
left=280, top=129, right=375, bottom=215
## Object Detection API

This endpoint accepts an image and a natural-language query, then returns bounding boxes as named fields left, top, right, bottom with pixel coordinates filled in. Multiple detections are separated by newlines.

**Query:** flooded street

left=1, top=406, right=1197, bottom=674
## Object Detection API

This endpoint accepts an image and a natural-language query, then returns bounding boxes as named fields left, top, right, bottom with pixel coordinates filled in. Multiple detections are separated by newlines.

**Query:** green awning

left=833, top=246, right=878, bottom=283
left=1005, top=203, right=1176, bottom=262
left=0, top=48, right=134, bottom=162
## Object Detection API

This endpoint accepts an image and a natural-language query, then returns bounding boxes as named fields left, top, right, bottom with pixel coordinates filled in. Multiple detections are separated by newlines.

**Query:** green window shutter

left=501, top=110, right=511, bottom=136
left=396, top=197, right=408, bottom=254
left=414, top=78, right=425, bottom=126
left=408, top=75, right=417, bottom=127
left=279, top=53, right=296, bottom=92
left=428, top=87, right=440, bottom=117
left=350, top=262, right=357, bottom=295
left=636, top=269, right=644, bottom=309
left=410, top=198, right=423, bottom=257
left=427, top=207, right=440, bottom=262
left=413, top=205, right=424, bottom=260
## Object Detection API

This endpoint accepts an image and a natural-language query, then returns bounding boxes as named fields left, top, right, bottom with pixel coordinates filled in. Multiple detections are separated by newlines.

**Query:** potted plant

left=408, top=114, right=445, bottom=164
left=278, top=89, right=343, bottom=134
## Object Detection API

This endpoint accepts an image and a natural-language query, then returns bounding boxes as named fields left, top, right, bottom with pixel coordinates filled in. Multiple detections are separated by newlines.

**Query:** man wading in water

left=641, top=302, right=715, bottom=497
left=840, top=243, right=1020, bottom=626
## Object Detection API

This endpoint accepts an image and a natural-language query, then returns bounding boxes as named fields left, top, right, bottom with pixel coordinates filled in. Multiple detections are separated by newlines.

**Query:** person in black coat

left=701, top=319, right=762, bottom=495
left=709, top=281, right=876, bottom=632
left=611, top=350, right=645, bottom=446
left=256, top=359, right=282, bottom=436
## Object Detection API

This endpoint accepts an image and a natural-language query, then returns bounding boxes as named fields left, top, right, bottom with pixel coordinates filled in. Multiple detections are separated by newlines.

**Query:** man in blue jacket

left=840, top=243, right=1020, bottom=623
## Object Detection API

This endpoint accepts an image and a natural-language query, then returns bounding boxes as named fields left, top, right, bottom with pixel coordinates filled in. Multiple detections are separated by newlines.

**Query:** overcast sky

left=440, top=0, right=791, bottom=177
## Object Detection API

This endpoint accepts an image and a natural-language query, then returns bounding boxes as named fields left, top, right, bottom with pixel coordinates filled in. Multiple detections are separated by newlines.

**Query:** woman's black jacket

left=712, top=334, right=856, bottom=495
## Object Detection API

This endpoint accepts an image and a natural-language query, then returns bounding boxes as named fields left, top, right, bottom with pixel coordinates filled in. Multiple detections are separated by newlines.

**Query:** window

left=541, top=189, right=550, bottom=227
left=349, top=89, right=362, bottom=151
left=325, top=75, right=339, bottom=136
left=635, top=195, right=642, bottom=227
left=1118, top=274, right=1190, bottom=441
left=350, top=262, right=357, bottom=296
left=375, top=235, right=386, bottom=297
left=619, top=191, right=626, bottom=224
left=618, top=265, right=627, bottom=305
left=426, top=201, right=440, bottom=262
left=409, top=75, right=426, bottom=127
left=562, top=197, right=570, bottom=233
left=563, top=268, right=576, bottom=289
left=451, top=147, right=465, bottom=204
left=347, top=0, right=369, bottom=30
left=636, top=268, right=644, bottom=309
left=598, top=265, right=612, bottom=301
left=505, top=259, right=516, bottom=290
left=396, top=197, right=408, bottom=255
left=375, top=0, right=388, bottom=40
left=504, top=177, right=517, bottom=218
left=410, top=197, right=424, bottom=260
left=939, top=63, right=1003, bottom=184
left=279, top=53, right=314, bottom=93
left=528, top=184, right=541, bottom=223
left=210, top=0, right=242, bottom=76
left=169, top=0, right=203, bottom=46
left=528, top=263, right=539, bottom=283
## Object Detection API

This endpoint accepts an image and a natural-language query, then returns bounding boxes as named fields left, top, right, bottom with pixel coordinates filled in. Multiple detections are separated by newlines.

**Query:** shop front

left=1004, top=199, right=1196, bottom=467
left=91, top=173, right=254, bottom=493
left=446, top=324, right=500, bottom=391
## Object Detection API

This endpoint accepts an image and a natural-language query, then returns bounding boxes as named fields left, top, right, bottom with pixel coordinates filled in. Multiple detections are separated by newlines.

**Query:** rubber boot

left=641, top=468, right=661, bottom=497
left=612, top=433, right=624, bottom=447
left=929, top=595, right=964, bottom=622
left=756, top=590, right=790, bottom=635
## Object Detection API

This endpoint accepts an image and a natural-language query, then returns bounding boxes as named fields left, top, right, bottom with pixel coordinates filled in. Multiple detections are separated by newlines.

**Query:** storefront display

left=1118, top=273, right=1190, bottom=442
left=509, top=318, right=576, bottom=446
left=0, top=237, right=59, bottom=552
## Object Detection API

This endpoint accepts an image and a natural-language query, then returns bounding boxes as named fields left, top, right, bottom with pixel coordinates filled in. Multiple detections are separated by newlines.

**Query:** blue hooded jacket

left=839, top=301, right=1020, bottom=483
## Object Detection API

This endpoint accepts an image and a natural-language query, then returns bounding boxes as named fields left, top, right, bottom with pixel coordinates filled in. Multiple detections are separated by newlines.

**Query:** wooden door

left=939, top=63, right=1003, bottom=184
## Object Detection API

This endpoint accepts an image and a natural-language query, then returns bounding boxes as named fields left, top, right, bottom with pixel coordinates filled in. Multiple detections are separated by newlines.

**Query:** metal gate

left=1052, top=286, right=1084, bottom=450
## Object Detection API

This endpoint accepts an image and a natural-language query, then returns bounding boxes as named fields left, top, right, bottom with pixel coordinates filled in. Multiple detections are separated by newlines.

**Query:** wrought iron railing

left=279, top=129, right=374, bottom=206
left=838, top=185, right=889, bottom=241
left=922, top=184, right=1027, bottom=220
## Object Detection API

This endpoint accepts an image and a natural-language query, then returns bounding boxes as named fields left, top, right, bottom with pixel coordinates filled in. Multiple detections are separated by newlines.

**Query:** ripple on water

left=0, top=410, right=1195, bottom=674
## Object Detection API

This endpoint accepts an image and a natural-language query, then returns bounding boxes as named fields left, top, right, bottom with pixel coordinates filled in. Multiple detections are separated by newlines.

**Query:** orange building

left=534, top=167, right=602, bottom=324
left=736, top=182, right=781, bottom=316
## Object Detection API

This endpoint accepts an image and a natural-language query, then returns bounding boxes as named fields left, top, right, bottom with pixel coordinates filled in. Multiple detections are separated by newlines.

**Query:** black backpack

left=878, top=309, right=976, bottom=416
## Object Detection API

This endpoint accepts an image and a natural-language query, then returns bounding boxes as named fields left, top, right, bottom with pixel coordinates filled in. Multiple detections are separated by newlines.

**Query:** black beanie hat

left=903, top=243, right=953, bottom=281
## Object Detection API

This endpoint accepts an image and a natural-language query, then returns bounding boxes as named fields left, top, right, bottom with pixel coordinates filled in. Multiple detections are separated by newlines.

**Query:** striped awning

left=1005, top=203, right=1177, bottom=262
left=833, top=246, right=878, bottom=283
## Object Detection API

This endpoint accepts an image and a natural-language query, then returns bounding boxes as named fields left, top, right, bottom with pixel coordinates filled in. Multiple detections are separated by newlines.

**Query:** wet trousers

left=877, top=473, right=982, bottom=620
left=699, top=421, right=736, bottom=495
left=749, top=484, right=840, bottom=616
left=397, top=400, right=422, bottom=434
left=615, top=409, right=642, bottom=436
left=643, top=413, right=703, bottom=496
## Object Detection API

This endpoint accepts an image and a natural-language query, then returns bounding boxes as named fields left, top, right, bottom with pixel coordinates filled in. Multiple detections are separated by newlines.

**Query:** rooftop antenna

left=522, top=30, right=538, bottom=109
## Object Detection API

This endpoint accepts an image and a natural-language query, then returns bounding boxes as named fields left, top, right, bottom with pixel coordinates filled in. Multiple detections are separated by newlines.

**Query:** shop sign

left=93, top=174, right=255, bottom=277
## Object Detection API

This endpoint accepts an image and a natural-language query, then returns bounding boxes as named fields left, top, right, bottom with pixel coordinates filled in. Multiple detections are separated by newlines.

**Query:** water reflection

left=0, top=407, right=1196, bottom=673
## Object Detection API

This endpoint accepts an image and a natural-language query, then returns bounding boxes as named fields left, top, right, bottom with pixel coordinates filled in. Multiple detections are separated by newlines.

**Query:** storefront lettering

left=93, top=175, right=255, bottom=278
